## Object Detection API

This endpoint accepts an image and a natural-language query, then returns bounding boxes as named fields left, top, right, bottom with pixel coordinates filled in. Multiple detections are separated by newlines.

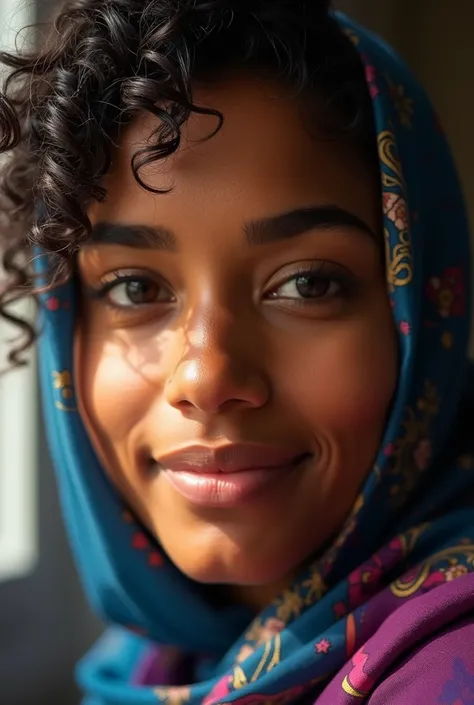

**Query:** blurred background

left=0, top=0, right=473, bottom=703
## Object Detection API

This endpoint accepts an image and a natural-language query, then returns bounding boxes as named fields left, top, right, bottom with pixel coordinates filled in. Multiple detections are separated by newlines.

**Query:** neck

left=222, top=571, right=299, bottom=613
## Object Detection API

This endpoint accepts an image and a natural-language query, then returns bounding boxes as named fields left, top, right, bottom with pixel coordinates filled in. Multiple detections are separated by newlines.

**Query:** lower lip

left=162, top=457, right=307, bottom=508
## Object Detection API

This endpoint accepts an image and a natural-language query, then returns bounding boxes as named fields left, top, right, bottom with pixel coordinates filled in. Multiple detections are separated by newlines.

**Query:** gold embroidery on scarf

left=52, top=369, right=77, bottom=412
left=378, top=130, right=413, bottom=290
left=275, top=588, right=305, bottom=622
left=390, top=562, right=431, bottom=598
left=379, top=130, right=405, bottom=188
left=244, top=618, right=264, bottom=643
left=232, top=665, right=248, bottom=689
left=399, top=524, right=431, bottom=554
left=342, top=676, right=368, bottom=698
left=390, top=543, right=474, bottom=598
left=53, top=370, right=72, bottom=388
left=384, top=225, right=412, bottom=290
left=387, top=78, right=414, bottom=129
left=153, top=687, right=191, bottom=704
left=343, top=28, right=360, bottom=46
left=250, top=639, right=272, bottom=683
left=387, top=381, right=439, bottom=506
left=266, top=633, right=281, bottom=672
left=233, top=633, right=282, bottom=689
left=302, top=568, right=326, bottom=606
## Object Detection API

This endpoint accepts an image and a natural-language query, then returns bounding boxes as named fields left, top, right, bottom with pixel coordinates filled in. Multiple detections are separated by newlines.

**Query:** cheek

left=80, top=340, right=160, bottom=441
left=286, top=319, right=398, bottom=436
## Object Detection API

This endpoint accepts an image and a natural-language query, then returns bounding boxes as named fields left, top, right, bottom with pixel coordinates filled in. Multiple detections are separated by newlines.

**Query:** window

left=0, top=0, right=37, bottom=582
left=0, top=303, right=37, bottom=581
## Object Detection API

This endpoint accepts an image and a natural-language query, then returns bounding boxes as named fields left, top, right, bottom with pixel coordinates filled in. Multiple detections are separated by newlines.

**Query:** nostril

left=177, top=399, right=195, bottom=409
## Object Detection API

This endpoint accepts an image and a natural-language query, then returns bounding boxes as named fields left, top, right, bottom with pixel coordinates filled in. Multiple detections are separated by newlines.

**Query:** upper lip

left=155, top=443, right=307, bottom=474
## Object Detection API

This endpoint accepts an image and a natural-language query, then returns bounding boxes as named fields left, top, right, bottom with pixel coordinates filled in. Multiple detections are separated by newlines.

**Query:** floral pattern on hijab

left=36, top=11, right=474, bottom=705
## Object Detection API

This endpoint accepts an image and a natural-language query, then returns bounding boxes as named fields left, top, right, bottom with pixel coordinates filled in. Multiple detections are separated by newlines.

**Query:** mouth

left=150, top=443, right=313, bottom=508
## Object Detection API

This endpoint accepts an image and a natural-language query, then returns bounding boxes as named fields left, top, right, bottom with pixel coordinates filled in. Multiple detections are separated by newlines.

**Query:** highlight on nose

left=164, top=354, right=270, bottom=415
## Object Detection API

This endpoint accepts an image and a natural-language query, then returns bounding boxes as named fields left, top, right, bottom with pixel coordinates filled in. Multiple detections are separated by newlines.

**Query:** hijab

left=35, top=11, right=474, bottom=705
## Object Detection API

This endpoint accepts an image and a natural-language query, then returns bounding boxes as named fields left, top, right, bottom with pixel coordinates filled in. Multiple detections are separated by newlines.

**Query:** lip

left=154, top=443, right=310, bottom=508
left=156, top=443, right=307, bottom=474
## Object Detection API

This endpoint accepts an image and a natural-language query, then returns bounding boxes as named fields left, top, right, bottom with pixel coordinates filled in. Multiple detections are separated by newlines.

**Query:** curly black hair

left=0, top=0, right=376, bottom=366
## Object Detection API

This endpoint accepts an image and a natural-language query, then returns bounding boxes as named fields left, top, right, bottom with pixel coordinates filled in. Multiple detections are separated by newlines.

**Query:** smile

left=153, top=444, right=312, bottom=508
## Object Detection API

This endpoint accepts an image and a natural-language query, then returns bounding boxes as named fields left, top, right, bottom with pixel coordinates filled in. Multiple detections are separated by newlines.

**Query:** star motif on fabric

left=315, top=638, right=332, bottom=654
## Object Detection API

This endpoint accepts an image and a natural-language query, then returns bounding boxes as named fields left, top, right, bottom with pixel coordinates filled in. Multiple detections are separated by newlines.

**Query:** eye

left=274, top=273, right=341, bottom=300
left=94, top=273, right=175, bottom=308
left=266, top=265, right=347, bottom=303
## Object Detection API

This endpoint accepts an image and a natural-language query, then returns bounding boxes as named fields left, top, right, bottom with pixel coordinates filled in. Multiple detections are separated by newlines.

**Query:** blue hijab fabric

left=36, top=12, right=474, bottom=705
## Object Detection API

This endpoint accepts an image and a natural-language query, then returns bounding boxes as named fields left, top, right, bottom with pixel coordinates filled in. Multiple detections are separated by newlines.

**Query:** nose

left=164, top=314, right=270, bottom=417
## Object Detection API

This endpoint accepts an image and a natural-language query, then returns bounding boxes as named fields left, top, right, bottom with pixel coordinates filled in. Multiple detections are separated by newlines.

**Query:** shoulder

left=367, top=613, right=474, bottom=704
left=318, top=574, right=474, bottom=705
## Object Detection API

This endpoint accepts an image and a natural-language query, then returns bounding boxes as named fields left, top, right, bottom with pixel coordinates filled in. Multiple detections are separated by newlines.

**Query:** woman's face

left=76, top=76, right=397, bottom=603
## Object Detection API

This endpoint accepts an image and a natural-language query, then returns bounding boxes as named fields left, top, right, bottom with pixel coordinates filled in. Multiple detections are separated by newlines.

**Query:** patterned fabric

left=35, top=11, right=474, bottom=705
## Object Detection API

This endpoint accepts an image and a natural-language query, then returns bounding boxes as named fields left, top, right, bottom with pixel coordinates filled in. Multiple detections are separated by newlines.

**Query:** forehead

left=89, top=76, right=379, bottom=228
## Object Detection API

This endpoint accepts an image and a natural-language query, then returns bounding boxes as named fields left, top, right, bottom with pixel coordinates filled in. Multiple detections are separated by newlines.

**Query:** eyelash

left=85, top=263, right=355, bottom=311
left=267, top=262, right=355, bottom=305
left=85, top=272, right=175, bottom=307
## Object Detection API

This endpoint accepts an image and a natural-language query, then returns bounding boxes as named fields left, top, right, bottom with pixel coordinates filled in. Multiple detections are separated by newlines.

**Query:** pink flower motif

left=236, top=643, right=255, bottom=663
left=131, top=532, right=149, bottom=550
left=445, top=564, right=468, bottom=581
left=203, top=675, right=232, bottom=704
left=148, top=551, right=164, bottom=567
left=426, top=266, right=465, bottom=318
left=315, top=638, right=332, bottom=654
left=422, top=570, right=447, bottom=590
left=344, top=648, right=376, bottom=694
left=364, top=62, right=380, bottom=99
left=413, top=438, right=432, bottom=471
left=384, top=442, right=395, bottom=457
left=259, top=618, right=285, bottom=642
left=399, top=321, right=411, bottom=335
left=333, top=601, right=348, bottom=618
left=45, top=296, right=60, bottom=311
left=345, top=557, right=385, bottom=610
left=383, top=192, right=409, bottom=231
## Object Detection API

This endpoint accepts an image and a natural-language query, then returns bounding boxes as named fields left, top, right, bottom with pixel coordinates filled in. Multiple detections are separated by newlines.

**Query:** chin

left=154, top=520, right=313, bottom=588
left=177, top=554, right=296, bottom=588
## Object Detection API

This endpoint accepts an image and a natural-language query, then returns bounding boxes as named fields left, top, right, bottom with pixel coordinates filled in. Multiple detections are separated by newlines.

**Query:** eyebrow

left=89, top=221, right=178, bottom=251
left=244, top=205, right=377, bottom=246
left=88, top=205, right=377, bottom=250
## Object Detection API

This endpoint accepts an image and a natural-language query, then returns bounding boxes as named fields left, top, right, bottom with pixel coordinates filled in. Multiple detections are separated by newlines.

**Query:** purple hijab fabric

left=37, top=10, right=474, bottom=705
left=135, top=574, right=474, bottom=704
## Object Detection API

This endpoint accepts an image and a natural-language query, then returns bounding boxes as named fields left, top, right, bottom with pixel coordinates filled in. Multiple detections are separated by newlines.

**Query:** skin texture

left=75, top=76, right=398, bottom=611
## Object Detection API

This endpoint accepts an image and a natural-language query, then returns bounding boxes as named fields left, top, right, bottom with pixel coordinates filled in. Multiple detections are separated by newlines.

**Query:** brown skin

left=75, top=76, right=398, bottom=612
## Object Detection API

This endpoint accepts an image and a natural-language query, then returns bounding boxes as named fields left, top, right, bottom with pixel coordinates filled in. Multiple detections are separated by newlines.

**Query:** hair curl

left=0, top=0, right=376, bottom=366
